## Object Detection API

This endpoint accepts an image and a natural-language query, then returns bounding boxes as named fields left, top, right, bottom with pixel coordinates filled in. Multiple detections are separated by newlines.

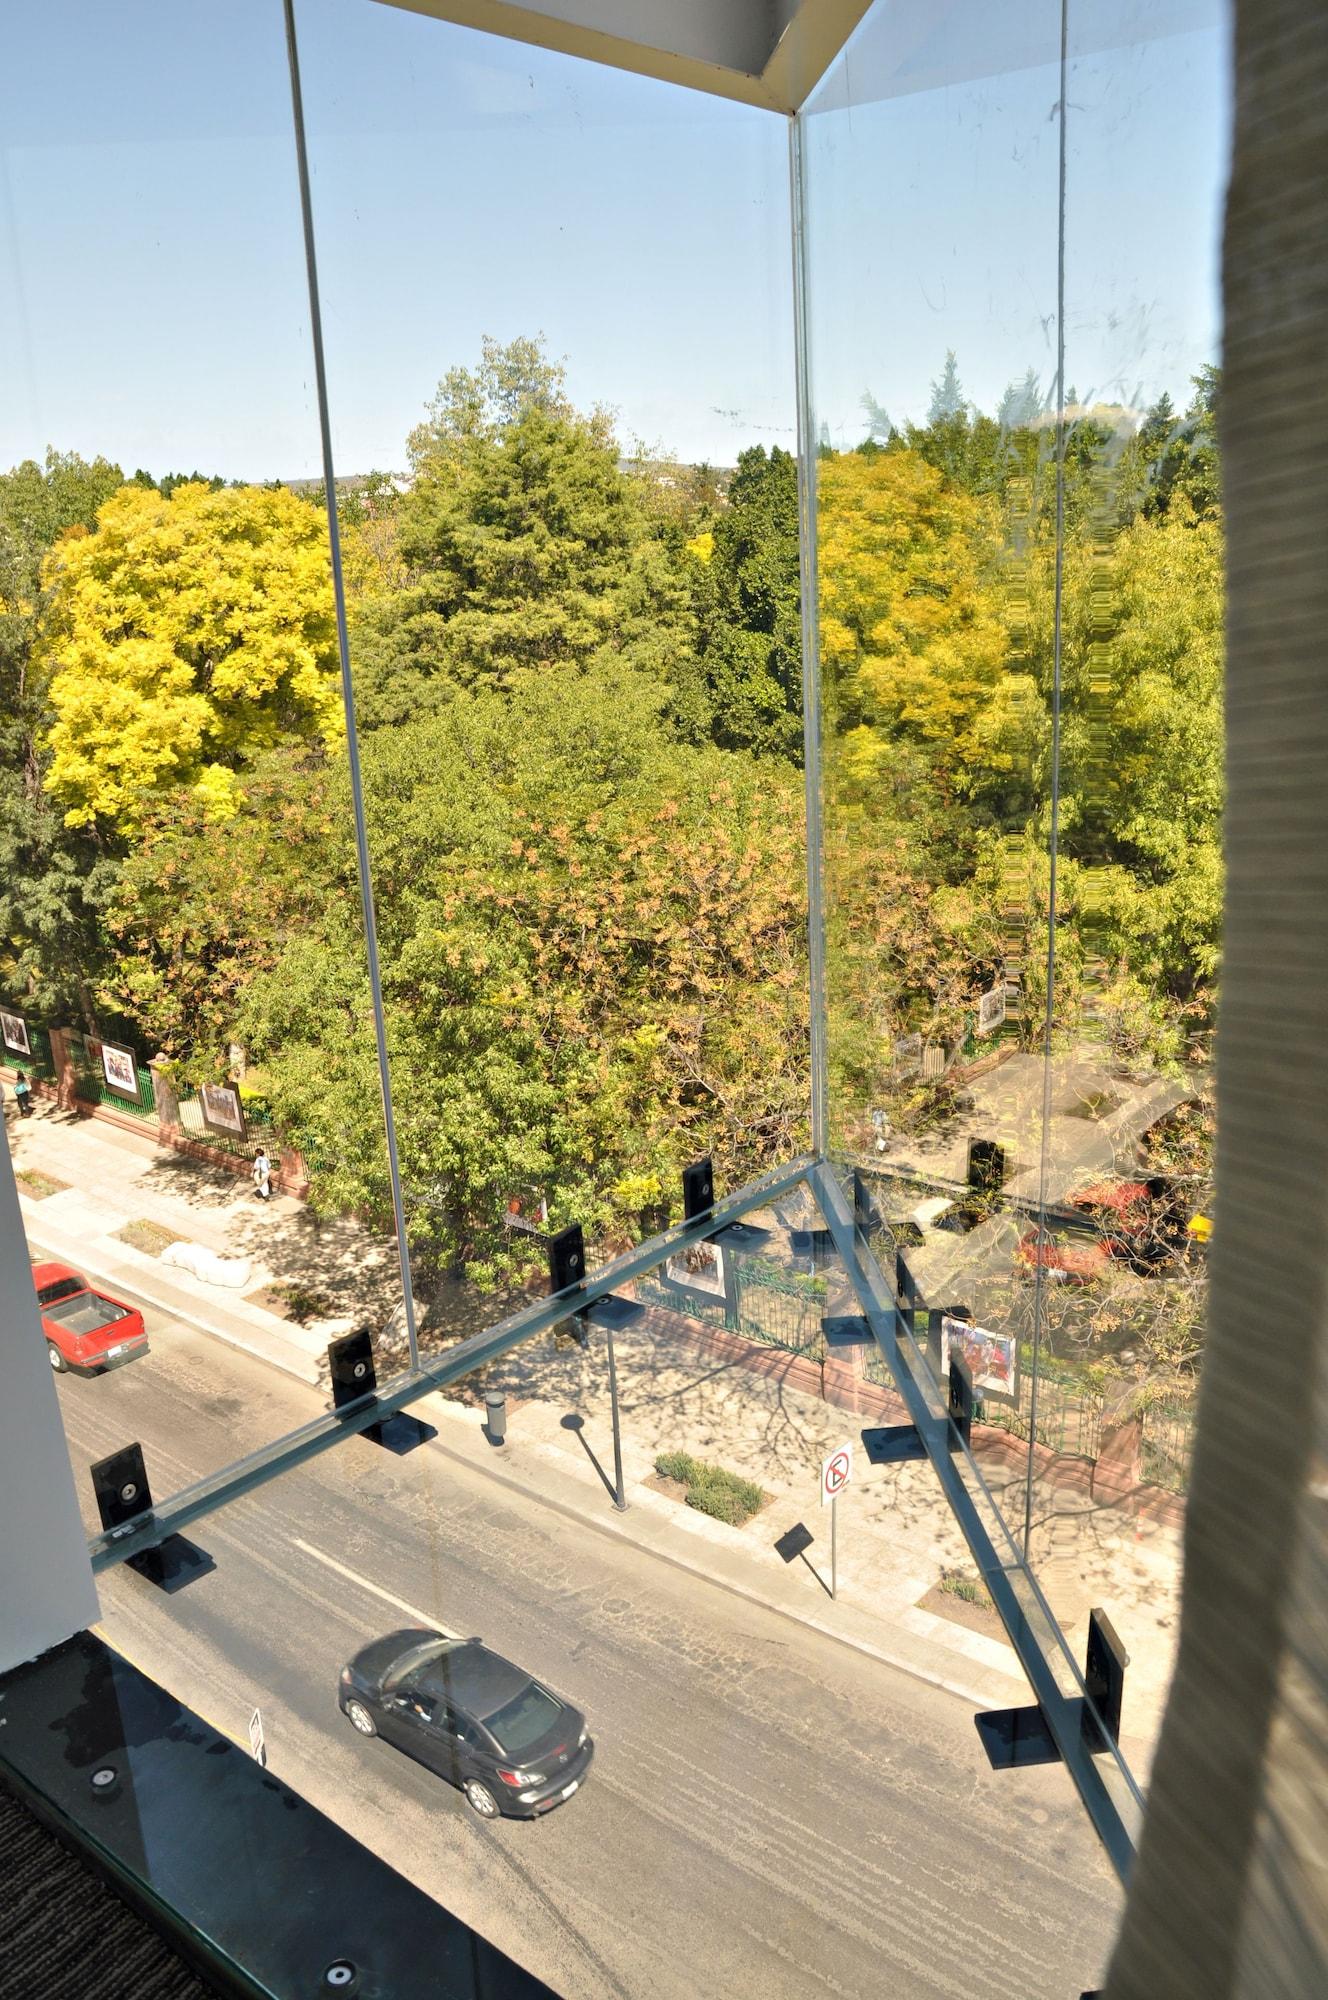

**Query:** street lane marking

left=291, top=1539, right=458, bottom=1639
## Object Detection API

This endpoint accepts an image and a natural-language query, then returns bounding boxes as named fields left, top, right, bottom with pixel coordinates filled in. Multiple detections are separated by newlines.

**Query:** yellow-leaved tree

left=40, top=481, right=344, bottom=829
left=816, top=448, right=1028, bottom=802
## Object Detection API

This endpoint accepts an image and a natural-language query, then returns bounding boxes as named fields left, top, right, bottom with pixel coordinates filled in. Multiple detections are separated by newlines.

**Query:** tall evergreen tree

left=926, top=349, right=967, bottom=423
left=350, top=337, right=693, bottom=726
left=677, top=445, right=803, bottom=761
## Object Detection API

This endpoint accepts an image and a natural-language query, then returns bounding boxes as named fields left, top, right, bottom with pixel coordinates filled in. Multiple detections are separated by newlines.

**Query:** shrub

left=939, top=1569, right=990, bottom=1608
left=654, top=1449, right=767, bottom=1527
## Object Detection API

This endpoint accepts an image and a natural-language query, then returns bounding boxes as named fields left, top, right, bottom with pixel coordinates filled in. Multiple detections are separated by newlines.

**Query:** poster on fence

left=100, top=1041, right=141, bottom=1101
left=663, top=1239, right=728, bottom=1308
left=977, top=983, right=1007, bottom=1036
left=1, top=1009, right=30, bottom=1057
left=941, top=1314, right=1018, bottom=1405
left=200, top=1081, right=247, bottom=1140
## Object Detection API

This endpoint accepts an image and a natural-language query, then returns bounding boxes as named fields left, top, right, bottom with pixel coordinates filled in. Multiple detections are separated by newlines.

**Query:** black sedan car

left=338, top=1628, right=593, bottom=1819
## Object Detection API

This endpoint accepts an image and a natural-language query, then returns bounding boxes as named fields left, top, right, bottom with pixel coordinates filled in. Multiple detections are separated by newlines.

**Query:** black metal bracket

left=852, top=1167, right=886, bottom=1238
left=822, top=1314, right=872, bottom=1348
left=547, top=1227, right=646, bottom=1348
left=326, top=1329, right=434, bottom=1454
left=975, top=1609, right=1130, bottom=1770
left=581, top=1295, right=646, bottom=1333
left=788, top=1225, right=836, bottom=1262
left=88, top=1444, right=213, bottom=1593
left=705, top=1219, right=774, bottom=1254
left=860, top=1354, right=974, bottom=1464
left=682, top=1156, right=714, bottom=1221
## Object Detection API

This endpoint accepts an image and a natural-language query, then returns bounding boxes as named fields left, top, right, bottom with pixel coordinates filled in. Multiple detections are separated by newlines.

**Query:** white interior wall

left=0, top=1142, right=100, bottom=1674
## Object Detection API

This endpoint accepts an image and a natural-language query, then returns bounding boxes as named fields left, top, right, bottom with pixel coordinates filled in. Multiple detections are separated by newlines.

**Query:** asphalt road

left=52, top=1304, right=1122, bottom=2000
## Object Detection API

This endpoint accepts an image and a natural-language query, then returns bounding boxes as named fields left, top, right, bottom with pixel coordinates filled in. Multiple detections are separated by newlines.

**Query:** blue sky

left=802, top=1, right=1230, bottom=444
left=0, top=0, right=1227, bottom=483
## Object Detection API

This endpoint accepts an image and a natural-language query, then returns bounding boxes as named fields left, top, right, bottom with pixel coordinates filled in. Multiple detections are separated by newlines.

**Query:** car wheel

left=345, top=1700, right=377, bottom=1737
left=47, top=1342, right=68, bottom=1373
left=463, top=1778, right=501, bottom=1819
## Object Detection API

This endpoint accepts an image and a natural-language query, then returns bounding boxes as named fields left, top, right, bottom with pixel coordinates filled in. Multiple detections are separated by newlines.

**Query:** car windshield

left=481, top=1683, right=562, bottom=1755
left=36, top=1276, right=83, bottom=1305
left=385, top=1639, right=454, bottom=1691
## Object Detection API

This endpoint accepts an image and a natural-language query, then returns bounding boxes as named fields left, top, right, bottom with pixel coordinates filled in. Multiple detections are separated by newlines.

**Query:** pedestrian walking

left=13, top=1070, right=32, bottom=1118
left=252, top=1146, right=272, bottom=1202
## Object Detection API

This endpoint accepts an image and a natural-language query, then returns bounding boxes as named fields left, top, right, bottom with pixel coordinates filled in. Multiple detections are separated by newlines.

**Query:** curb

left=416, top=1407, right=1024, bottom=1710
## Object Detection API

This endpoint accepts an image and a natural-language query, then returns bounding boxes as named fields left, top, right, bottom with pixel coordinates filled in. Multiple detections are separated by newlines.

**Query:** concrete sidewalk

left=7, top=1092, right=1180, bottom=1769
left=8, top=1098, right=404, bottom=1378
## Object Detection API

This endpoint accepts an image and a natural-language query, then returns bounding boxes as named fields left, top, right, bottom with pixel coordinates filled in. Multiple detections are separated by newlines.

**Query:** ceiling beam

left=371, top=0, right=875, bottom=113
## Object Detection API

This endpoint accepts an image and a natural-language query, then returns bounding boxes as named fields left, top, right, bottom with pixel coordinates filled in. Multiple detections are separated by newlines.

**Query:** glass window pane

left=292, top=0, right=805, bottom=1349
left=1, top=0, right=406, bottom=1499
left=800, top=0, right=1230, bottom=1790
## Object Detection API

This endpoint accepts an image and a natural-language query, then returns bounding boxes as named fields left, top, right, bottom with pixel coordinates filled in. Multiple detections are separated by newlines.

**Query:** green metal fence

left=982, top=1378, right=1105, bottom=1461
left=636, top=1255, right=827, bottom=1357
left=174, top=1084, right=279, bottom=1163
left=0, top=1023, right=54, bottom=1082
left=733, top=1260, right=826, bottom=1355
left=72, top=1051, right=157, bottom=1122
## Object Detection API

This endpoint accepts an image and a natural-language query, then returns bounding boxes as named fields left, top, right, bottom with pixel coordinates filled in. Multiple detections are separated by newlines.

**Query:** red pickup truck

left=33, top=1261, right=149, bottom=1375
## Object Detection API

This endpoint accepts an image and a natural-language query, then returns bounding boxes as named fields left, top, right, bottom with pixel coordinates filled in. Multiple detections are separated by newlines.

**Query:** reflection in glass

left=1023, top=0, right=1228, bottom=1779
left=799, top=0, right=1228, bottom=1782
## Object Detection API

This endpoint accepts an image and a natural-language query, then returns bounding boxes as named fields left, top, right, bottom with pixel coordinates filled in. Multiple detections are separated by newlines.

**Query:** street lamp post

left=547, top=1228, right=637, bottom=1515
left=603, top=1318, right=628, bottom=1512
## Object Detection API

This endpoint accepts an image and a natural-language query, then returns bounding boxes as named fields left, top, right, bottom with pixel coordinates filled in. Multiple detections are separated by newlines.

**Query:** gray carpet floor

left=0, top=1781, right=220, bottom=2000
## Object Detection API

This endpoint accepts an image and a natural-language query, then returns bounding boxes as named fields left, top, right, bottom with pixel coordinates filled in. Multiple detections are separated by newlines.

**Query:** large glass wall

left=2, top=0, right=806, bottom=1511
left=0, top=0, right=408, bottom=1483
left=2, top=0, right=1235, bottom=1965
left=800, top=0, right=1229, bottom=1777
left=290, top=0, right=806, bottom=1356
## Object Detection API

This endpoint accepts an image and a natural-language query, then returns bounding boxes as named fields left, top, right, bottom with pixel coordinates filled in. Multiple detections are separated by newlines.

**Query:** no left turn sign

left=821, top=1441, right=853, bottom=1507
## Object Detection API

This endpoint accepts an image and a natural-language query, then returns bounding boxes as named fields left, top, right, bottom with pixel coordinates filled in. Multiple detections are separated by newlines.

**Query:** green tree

left=99, top=751, right=350, bottom=1072
left=1060, top=504, right=1224, bottom=1013
left=816, top=445, right=1024, bottom=811
left=130, top=468, right=227, bottom=499
left=927, top=349, right=967, bottom=423
left=350, top=337, right=694, bottom=726
left=676, top=445, right=803, bottom=759
left=240, top=664, right=809, bottom=1277
left=0, top=451, right=128, bottom=1019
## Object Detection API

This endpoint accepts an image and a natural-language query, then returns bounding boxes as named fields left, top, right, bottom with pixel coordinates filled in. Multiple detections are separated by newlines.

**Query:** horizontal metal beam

left=87, top=1155, right=814, bottom=1572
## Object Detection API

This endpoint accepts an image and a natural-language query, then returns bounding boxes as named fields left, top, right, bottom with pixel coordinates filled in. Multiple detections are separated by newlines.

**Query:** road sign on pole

left=820, top=1442, right=852, bottom=1601
left=821, top=1442, right=853, bottom=1507
left=248, top=1707, right=266, bottom=1767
